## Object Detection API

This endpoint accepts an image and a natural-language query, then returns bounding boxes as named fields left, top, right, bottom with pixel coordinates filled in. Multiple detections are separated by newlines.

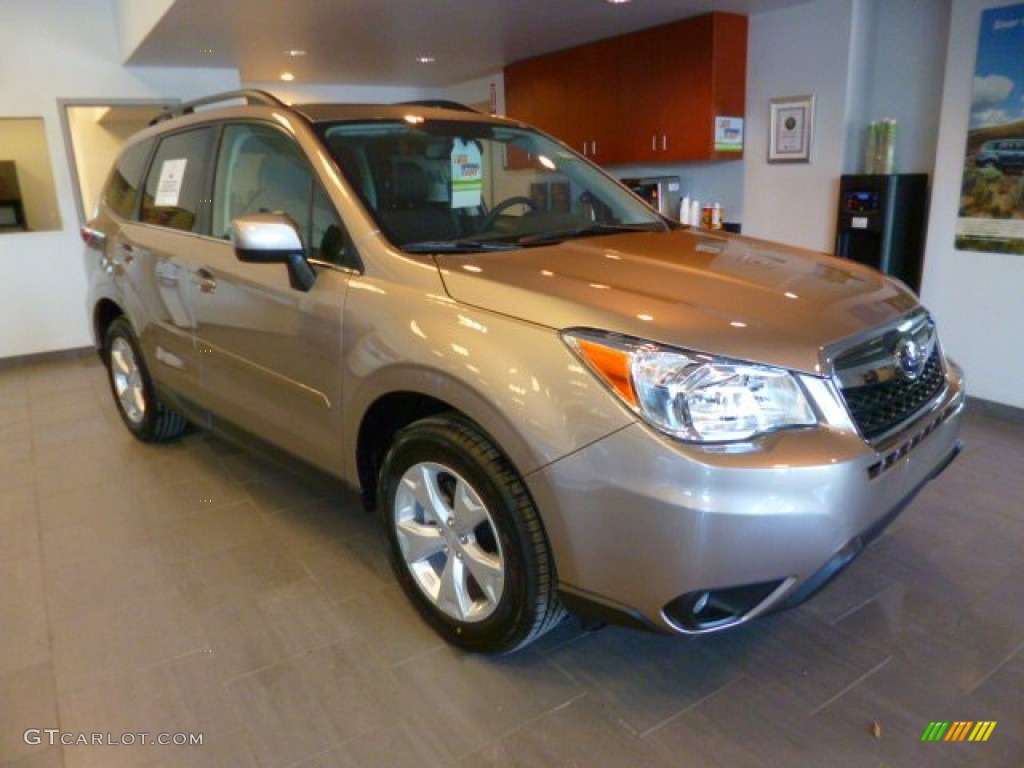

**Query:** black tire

left=378, top=414, right=565, bottom=654
left=104, top=317, right=188, bottom=442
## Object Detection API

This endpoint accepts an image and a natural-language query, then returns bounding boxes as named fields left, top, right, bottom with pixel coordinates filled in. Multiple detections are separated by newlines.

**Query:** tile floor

left=1, top=353, right=1022, bottom=768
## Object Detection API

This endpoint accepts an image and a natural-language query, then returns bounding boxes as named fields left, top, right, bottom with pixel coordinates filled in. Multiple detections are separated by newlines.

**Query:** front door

left=191, top=121, right=351, bottom=470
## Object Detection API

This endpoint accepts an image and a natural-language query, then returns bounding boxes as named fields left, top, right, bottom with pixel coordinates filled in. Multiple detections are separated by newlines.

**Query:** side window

left=104, top=138, right=154, bottom=220
left=140, top=127, right=213, bottom=232
left=311, top=183, right=357, bottom=268
left=213, top=122, right=356, bottom=268
left=212, top=123, right=313, bottom=239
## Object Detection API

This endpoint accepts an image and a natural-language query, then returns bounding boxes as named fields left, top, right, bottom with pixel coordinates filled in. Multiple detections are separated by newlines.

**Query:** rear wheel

left=104, top=317, right=187, bottom=442
left=379, top=414, right=564, bottom=653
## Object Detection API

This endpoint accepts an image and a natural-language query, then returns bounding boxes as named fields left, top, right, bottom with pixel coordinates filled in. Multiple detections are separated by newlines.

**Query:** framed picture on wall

left=768, top=94, right=815, bottom=163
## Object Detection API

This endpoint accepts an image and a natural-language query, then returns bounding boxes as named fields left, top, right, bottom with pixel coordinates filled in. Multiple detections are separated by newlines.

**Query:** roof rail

left=394, top=100, right=482, bottom=113
left=149, top=89, right=288, bottom=126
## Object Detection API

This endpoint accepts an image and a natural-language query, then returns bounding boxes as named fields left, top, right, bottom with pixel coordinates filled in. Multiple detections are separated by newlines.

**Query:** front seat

left=380, top=160, right=460, bottom=245
left=243, top=149, right=312, bottom=227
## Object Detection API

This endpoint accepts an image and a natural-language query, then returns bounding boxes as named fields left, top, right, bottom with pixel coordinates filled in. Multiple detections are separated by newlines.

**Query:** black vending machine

left=834, top=174, right=928, bottom=293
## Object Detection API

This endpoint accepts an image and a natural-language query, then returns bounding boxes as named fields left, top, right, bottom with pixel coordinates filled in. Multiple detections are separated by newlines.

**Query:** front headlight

left=564, top=330, right=817, bottom=443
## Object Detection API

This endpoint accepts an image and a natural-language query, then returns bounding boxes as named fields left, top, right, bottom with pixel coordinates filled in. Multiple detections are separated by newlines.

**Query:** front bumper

left=527, top=364, right=966, bottom=634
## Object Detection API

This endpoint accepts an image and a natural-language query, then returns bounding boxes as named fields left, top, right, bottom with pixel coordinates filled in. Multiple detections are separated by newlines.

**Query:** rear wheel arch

left=103, top=316, right=188, bottom=442
left=93, top=299, right=124, bottom=359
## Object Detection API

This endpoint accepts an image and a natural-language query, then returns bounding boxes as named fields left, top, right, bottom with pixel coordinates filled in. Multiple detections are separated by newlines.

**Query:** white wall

left=741, top=0, right=950, bottom=249
left=114, top=0, right=175, bottom=61
left=844, top=0, right=952, bottom=175
left=0, top=0, right=239, bottom=359
left=742, top=0, right=857, bottom=251
left=921, top=0, right=1024, bottom=408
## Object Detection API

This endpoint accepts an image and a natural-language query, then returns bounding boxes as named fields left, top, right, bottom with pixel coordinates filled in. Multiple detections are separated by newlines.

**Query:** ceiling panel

left=127, top=0, right=812, bottom=86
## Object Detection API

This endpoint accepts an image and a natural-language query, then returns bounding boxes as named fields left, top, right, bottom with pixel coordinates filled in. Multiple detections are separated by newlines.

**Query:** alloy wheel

left=109, top=336, right=146, bottom=425
left=392, top=461, right=506, bottom=623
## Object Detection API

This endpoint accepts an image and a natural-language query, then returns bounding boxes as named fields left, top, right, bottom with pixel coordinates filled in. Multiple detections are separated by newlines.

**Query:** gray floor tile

left=142, top=728, right=260, bottom=768
left=50, top=587, right=206, bottom=695
left=1, top=746, right=66, bottom=768
left=1, top=355, right=1022, bottom=768
left=224, top=639, right=404, bottom=768
left=333, top=583, right=444, bottom=667
left=392, top=646, right=584, bottom=758
left=0, top=664, right=59, bottom=763
left=175, top=537, right=309, bottom=611
left=198, top=578, right=358, bottom=680
left=151, top=499, right=272, bottom=563
left=0, top=557, right=50, bottom=676
left=697, top=609, right=891, bottom=714
left=461, top=693, right=675, bottom=768
left=544, top=626, right=743, bottom=735
left=295, top=711, right=459, bottom=768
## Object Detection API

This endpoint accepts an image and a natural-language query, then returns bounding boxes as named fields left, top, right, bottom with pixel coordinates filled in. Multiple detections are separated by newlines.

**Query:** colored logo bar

left=921, top=721, right=997, bottom=742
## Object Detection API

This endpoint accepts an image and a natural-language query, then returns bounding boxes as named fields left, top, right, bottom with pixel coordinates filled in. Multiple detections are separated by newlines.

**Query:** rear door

left=117, top=126, right=215, bottom=403
left=191, top=121, right=352, bottom=470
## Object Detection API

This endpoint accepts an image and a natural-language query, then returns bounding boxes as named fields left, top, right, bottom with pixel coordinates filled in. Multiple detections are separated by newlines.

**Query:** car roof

left=292, top=102, right=501, bottom=124
left=146, top=90, right=513, bottom=130
left=123, top=90, right=526, bottom=154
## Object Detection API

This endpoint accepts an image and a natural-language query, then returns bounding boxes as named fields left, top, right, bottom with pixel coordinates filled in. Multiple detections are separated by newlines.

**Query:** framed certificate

left=768, top=95, right=815, bottom=163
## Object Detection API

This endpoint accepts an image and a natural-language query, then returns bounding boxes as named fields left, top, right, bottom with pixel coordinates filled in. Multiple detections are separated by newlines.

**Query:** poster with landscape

left=956, top=3, right=1024, bottom=255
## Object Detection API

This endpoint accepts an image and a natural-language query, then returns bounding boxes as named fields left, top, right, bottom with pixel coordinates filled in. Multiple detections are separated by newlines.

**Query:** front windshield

left=320, top=118, right=668, bottom=251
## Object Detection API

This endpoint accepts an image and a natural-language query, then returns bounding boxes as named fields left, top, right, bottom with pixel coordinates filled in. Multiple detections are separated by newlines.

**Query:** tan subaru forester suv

left=83, top=90, right=965, bottom=653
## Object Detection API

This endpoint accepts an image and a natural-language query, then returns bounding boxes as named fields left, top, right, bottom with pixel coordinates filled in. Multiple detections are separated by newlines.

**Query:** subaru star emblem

left=895, top=336, right=927, bottom=381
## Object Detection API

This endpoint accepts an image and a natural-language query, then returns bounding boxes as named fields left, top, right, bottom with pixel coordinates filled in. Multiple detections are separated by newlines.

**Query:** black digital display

left=844, top=190, right=880, bottom=213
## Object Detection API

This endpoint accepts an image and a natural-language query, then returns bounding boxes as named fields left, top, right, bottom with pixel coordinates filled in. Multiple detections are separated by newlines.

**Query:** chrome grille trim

left=827, top=311, right=949, bottom=444
left=841, top=349, right=946, bottom=440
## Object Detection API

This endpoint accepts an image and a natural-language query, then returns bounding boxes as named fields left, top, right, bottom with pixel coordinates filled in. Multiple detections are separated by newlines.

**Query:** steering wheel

left=479, top=196, right=537, bottom=232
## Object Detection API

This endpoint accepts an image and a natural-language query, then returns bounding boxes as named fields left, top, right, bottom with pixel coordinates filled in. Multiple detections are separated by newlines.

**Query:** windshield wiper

left=516, top=223, right=660, bottom=247
left=401, top=239, right=521, bottom=254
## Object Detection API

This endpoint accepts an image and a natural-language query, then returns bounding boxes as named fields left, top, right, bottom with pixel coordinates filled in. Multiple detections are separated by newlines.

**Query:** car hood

left=435, top=229, right=920, bottom=374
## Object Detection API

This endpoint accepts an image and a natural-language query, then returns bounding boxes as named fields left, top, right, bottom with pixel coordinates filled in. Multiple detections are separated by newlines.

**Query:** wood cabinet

left=503, top=41, right=617, bottom=163
left=504, top=13, right=747, bottom=165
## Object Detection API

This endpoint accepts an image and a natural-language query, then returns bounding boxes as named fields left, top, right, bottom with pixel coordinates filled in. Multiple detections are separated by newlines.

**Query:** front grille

left=841, top=349, right=945, bottom=440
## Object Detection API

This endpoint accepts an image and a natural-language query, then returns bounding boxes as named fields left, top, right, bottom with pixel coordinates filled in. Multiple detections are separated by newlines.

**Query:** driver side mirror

left=231, top=213, right=316, bottom=292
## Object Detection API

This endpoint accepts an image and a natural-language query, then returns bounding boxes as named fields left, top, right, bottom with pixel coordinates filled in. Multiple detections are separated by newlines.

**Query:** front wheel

left=378, top=414, right=564, bottom=653
left=104, top=317, right=187, bottom=442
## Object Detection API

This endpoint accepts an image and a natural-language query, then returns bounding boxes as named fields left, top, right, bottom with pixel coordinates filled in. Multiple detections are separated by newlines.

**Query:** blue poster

left=956, top=3, right=1024, bottom=254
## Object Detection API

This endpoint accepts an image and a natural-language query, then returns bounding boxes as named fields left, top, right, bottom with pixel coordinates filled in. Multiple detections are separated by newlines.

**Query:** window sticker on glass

left=155, top=158, right=188, bottom=207
left=451, top=139, right=482, bottom=208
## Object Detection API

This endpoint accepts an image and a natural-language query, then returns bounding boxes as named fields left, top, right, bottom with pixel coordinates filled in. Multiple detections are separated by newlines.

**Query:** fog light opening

left=663, top=580, right=785, bottom=632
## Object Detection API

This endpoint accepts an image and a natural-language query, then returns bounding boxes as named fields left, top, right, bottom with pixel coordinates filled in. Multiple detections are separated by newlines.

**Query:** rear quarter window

left=104, top=138, right=154, bottom=220
left=140, top=127, right=214, bottom=232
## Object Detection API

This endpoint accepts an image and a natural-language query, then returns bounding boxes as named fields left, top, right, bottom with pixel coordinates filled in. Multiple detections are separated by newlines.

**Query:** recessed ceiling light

left=606, top=0, right=632, bottom=4
left=416, top=56, right=436, bottom=64
left=286, top=49, right=306, bottom=57
left=280, top=72, right=295, bottom=81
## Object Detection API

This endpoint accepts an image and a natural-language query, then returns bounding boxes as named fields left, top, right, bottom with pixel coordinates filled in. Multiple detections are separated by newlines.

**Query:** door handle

left=193, top=268, right=217, bottom=294
left=115, top=243, right=137, bottom=265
